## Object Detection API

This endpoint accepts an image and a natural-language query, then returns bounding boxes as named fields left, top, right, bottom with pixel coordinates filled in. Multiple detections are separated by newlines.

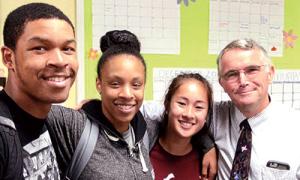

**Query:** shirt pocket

left=261, top=166, right=297, bottom=180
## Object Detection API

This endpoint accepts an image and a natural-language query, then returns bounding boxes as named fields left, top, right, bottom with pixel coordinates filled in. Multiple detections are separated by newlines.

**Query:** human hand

left=201, top=147, right=217, bottom=180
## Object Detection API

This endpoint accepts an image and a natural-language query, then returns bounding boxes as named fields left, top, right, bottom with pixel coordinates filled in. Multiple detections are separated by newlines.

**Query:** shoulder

left=0, top=96, right=23, bottom=179
left=213, top=100, right=234, bottom=111
left=48, top=105, right=87, bottom=123
left=0, top=97, right=13, bottom=128
left=0, top=123, right=18, bottom=142
left=140, top=101, right=164, bottom=122
left=0, top=115, right=15, bottom=130
left=0, top=100, right=19, bottom=149
left=0, top=124, right=23, bottom=179
left=47, top=105, right=87, bottom=134
left=212, top=100, right=235, bottom=121
left=0, top=123, right=19, bottom=150
left=50, top=105, right=85, bottom=116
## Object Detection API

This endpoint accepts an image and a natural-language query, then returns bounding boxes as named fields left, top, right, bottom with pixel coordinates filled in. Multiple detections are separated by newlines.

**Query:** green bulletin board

left=83, top=0, right=300, bottom=100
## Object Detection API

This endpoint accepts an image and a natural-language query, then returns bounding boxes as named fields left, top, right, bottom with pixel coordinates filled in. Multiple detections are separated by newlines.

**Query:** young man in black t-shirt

left=0, top=3, right=78, bottom=179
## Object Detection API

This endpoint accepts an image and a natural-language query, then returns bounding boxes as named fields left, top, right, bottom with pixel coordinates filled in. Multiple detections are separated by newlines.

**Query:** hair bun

left=100, top=30, right=141, bottom=53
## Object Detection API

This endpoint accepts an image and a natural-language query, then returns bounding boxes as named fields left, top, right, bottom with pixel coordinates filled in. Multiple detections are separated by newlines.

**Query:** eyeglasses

left=221, top=64, right=268, bottom=83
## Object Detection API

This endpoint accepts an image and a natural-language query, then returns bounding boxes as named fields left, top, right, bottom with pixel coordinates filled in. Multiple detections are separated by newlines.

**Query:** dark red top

left=150, top=141, right=200, bottom=180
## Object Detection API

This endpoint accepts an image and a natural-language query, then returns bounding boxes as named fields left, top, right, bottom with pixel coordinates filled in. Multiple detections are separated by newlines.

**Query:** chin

left=236, top=101, right=255, bottom=109
left=234, top=96, right=254, bottom=103
left=177, top=131, right=193, bottom=139
left=48, top=95, right=69, bottom=104
left=114, top=112, right=133, bottom=121
left=123, top=115, right=135, bottom=123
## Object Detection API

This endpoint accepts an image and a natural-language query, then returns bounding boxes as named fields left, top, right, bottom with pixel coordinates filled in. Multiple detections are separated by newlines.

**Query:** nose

left=119, top=85, right=133, bottom=99
left=182, top=106, right=194, bottom=120
left=239, top=72, right=249, bottom=87
left=47, top=49, right=69, bottom=68
left=239, top=71, right=247, bottom=83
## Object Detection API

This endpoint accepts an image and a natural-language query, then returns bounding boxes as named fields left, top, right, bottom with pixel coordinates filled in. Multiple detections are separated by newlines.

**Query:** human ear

left=267, top=65, right=275, bottom=83
left=219, top=77, right=226, bottom=90
left=96, top=77, right=102, bottom=95
left=1, top=46, right=15, bottom=70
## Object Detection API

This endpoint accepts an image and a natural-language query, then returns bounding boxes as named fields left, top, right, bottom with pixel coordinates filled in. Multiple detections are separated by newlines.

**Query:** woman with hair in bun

left=79, top=30, right=153, bottom=179
left=47, top=30, right=153, bottom=179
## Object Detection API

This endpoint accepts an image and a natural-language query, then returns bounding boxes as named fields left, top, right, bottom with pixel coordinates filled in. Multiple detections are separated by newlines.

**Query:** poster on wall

left=208, top=0, right=284, bottom=57
left=91, top=0, right=180, bottom=54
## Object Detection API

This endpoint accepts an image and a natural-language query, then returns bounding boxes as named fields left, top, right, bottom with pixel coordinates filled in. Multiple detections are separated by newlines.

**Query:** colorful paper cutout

left=283, top=30, right=298, bottom=48
left=88, top=48, right=100, bottom=60
left=271, top=47, right=277, bottom=51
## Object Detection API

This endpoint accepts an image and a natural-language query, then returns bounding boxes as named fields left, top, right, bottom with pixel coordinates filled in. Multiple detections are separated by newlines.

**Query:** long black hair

left=160, top=72, right=213, bottom=146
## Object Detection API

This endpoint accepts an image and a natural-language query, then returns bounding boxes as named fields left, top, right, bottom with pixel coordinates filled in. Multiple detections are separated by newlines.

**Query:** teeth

left=179, top=121, right=194, bottom=129
left=47, top=77, right=66, bottom=82
left=117, top=104, right=133, bottom=110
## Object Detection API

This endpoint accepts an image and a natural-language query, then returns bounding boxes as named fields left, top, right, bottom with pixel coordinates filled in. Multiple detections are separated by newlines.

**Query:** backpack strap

left=0, top=99, right=15, bottom=130
left=64, top=118, right=99, bottom=180
left=0, top=116, right=16, bottom=129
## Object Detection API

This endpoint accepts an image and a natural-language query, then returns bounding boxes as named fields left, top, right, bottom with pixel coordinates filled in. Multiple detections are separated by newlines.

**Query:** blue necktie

left=230, top=119, right=252, bottom=180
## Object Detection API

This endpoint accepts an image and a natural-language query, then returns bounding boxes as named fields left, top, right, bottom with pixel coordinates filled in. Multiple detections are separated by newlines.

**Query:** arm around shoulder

left=47, top=105, right=88, bottom=175
left=140, top=101, right=164, bottom=122
left=193, top=124, right=217, bottom=180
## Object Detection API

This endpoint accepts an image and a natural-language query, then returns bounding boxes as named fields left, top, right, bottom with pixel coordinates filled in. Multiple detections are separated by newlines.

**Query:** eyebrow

left=225, top=64, right=262, bottom=72
left=106, top=74, right=144, bottom=80
left=28, top=36, right=76, bottom=45
left=177, top=96, right=207, bottom=104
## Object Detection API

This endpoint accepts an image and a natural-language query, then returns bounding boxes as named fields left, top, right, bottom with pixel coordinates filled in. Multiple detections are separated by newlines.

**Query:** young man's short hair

left=3, top=2, right=74, bottom=50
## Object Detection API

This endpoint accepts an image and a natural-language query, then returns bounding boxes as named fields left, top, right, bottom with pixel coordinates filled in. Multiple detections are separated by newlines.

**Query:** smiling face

left=1, top=18, right=78, bottom=116
left=167, top=79, right=209, bottom=140
left=219, top=48, right=274, bottom=116
left=97, top=54, right=145, bottom=133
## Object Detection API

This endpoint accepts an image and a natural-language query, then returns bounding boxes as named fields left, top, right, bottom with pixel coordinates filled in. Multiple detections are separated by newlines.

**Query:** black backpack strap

left=64, top=118, right=99, bottom=180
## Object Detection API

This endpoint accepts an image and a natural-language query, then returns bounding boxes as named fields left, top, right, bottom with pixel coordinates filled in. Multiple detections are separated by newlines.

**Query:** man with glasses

left=212, top=39, right=300, bottom=179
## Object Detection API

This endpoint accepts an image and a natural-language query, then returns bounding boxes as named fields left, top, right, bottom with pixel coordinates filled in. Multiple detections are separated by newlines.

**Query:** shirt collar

left=232, top=95, right=273, bottom=132
left=247, top=99, right=274, bottom=132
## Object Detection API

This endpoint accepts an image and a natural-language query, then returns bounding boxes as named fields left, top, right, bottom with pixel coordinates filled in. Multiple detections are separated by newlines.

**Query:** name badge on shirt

left=266, top=160, right=290, bottom=170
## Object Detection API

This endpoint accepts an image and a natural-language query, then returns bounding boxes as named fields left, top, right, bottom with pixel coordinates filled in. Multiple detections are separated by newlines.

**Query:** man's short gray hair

left=217, top=39, right=272, bottom=71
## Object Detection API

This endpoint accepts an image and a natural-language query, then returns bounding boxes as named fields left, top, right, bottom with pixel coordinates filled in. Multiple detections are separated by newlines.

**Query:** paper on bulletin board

left=91, top=0, right=180, bottom=54
left=153, top=68, right=300, bottom=110
left=153, top=68, right=230, bottom=103
left=208, top=0, right=284, bottom=57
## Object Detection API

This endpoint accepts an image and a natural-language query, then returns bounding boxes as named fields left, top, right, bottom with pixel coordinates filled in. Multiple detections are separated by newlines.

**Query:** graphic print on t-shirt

left=22, top=131, right=60, bottom=180
left=163, top=173, right=175, bottom=180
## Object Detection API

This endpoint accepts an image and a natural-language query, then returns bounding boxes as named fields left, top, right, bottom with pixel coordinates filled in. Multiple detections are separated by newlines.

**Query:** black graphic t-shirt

left=0, top=91, right=60, bottom=180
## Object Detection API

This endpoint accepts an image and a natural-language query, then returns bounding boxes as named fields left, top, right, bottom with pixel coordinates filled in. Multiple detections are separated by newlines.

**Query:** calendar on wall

left=92, top=0, right=180, bottom=54
left=209, top=0, right=284, bottom=57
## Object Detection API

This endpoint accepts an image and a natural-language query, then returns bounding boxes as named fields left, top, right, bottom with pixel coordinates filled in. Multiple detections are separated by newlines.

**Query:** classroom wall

left=2, top=0, right=300, bottom=104
left=0, top=0, right=77, bottom=107
left=83, top=0, right=300, bottom=100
